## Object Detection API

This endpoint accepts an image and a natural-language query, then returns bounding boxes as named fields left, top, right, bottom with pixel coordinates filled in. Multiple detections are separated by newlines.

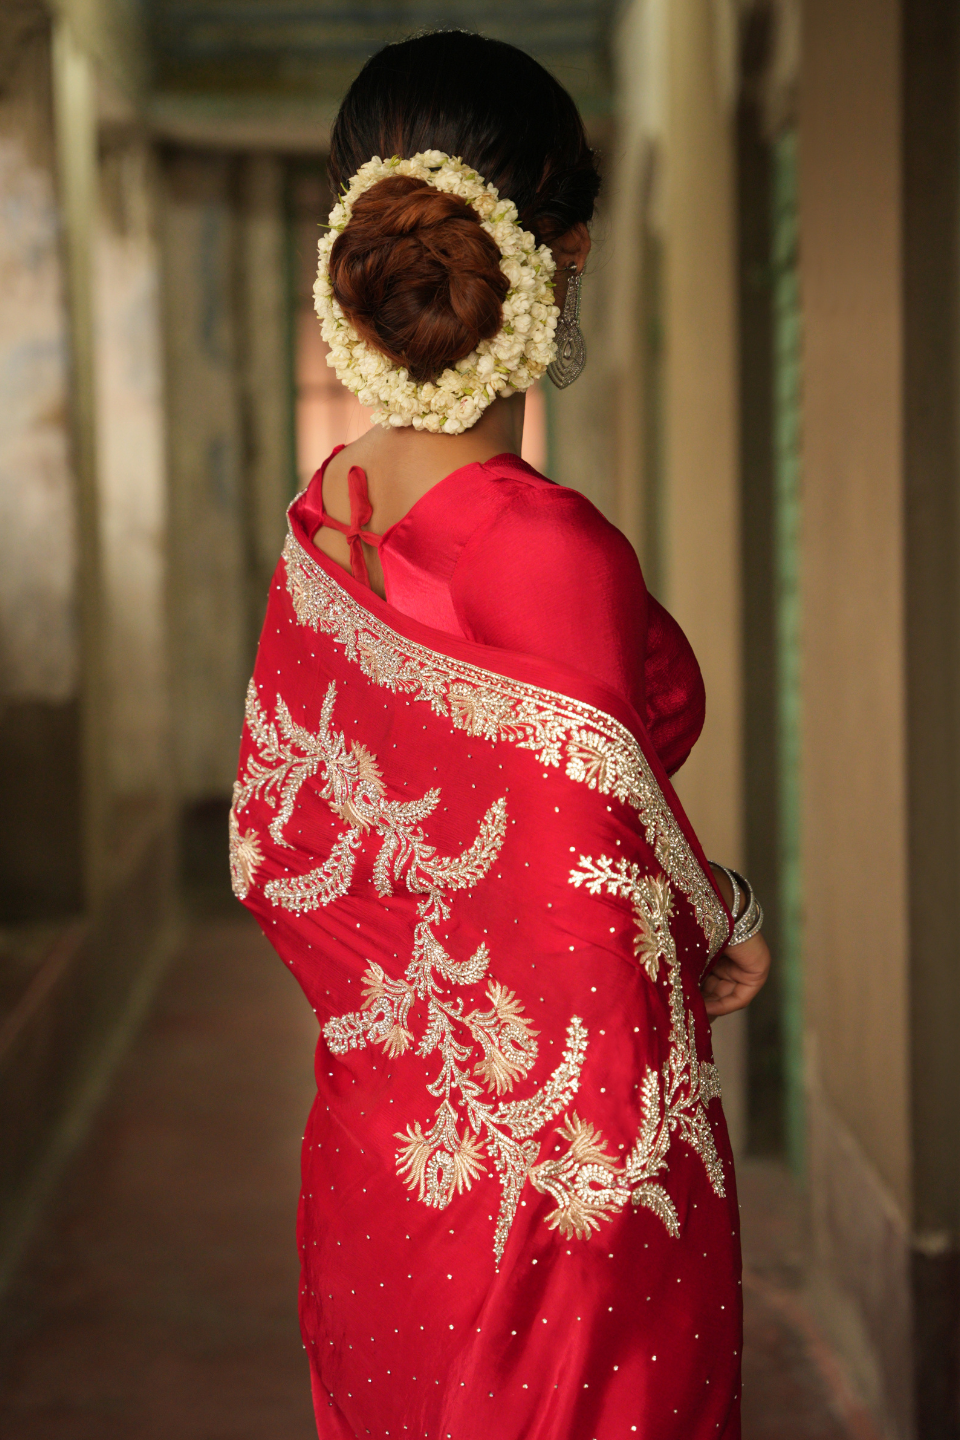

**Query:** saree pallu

left=232, top=497, right=742, bottom=1440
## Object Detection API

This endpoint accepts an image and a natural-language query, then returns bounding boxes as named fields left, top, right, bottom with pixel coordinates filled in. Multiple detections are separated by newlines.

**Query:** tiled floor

left=738, top=1164, right=881, bottom=1440
left=0, top=914, right=877, bottom=1439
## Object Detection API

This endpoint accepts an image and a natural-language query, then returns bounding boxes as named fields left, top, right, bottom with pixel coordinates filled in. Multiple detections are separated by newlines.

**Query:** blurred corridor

left=1, top=2, right=958, bottom=1438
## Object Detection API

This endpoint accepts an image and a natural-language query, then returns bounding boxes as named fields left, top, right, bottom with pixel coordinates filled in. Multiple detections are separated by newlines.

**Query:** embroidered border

left=282, top=529, right=729, bottom=959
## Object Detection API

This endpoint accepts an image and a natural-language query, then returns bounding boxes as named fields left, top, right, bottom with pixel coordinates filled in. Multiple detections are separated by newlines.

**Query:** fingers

left=699, top=931, right=772, bottom=1017
left=704, top=993, right=745, bottom=1018
left=703, top=980, right=754, bottom=1016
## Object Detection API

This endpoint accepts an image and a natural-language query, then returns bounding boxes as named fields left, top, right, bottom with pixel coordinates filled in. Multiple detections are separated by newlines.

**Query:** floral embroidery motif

left=232, top=675, right=590, bottom=1261
left=324, top=806, right=591, bottom=1261
left=281, top=530, right=729, bottom=961
left=528, top=1114, right=631, bottom=1240
left=228, top=806, right=263, bottom=900
left=536, top=856, right=725, bottom=1241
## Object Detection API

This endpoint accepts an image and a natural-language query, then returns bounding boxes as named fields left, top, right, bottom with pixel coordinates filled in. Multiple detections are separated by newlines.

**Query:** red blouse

left=303, top=448, right=705, bottom=775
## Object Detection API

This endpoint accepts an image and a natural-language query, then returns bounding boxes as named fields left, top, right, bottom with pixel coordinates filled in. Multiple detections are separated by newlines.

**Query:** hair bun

left=328, top=175, right=510, bottom=385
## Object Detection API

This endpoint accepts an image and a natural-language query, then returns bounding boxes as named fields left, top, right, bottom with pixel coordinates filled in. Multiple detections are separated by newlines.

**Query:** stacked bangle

left=710, top=864, right=764, bottom=946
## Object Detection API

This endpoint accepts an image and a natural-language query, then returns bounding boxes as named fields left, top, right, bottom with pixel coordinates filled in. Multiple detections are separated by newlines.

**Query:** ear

left=549, top=222, right=592, bottom=276
left=548, top=223, right=592, bottom=309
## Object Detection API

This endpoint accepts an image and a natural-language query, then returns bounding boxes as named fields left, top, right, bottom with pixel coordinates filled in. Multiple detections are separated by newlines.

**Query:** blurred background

left=0, top=2, right=956, bottom=1438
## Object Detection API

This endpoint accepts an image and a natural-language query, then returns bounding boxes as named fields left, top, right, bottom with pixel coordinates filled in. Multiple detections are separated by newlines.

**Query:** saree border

left=281, top=527, right=729, bottom=961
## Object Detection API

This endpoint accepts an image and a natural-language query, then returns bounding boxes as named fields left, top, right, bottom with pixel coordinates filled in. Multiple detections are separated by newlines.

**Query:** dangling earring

left=547, top=265, right=586, bottom=389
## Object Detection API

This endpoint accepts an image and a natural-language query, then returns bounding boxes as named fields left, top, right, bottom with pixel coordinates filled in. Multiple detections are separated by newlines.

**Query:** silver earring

left=547, top=266, right=586, bottom=389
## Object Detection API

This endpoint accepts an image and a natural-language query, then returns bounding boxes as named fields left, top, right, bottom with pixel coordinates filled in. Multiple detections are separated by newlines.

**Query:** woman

left=232, top=30, right=769, bottom=1440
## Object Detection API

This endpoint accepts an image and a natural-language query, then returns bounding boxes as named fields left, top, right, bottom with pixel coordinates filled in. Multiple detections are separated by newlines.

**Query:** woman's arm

left=701, top=862, right=771, bottom=1018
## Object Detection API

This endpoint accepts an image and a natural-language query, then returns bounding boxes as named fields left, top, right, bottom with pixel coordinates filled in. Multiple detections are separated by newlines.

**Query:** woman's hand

left=702, top=861, right=771, bottom=1017
left=700, top=931, right=771, bottom=1018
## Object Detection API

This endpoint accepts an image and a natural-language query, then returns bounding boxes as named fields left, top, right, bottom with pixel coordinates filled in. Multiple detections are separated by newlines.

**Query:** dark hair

left=327, top=30, right=600, bottom=384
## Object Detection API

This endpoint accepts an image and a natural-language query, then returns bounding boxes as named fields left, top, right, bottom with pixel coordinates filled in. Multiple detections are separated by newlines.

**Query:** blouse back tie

left=317, top=464, right=383, bottom=587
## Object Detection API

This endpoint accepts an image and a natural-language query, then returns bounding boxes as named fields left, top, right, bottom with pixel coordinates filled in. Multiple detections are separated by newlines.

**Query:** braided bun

left=328, top=175, right=510, bottom=385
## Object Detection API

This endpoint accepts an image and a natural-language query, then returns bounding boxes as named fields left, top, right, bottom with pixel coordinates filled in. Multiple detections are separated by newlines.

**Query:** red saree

left=231, top=488, right=742, bottom=1440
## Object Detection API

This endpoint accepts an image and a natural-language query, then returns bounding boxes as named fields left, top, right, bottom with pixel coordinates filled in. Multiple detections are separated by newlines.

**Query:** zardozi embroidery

left=232, top=674, right=725, bottom=1257
left=228, top=810, right=263, bottom=901
left=533, top=856, right=725, bottom=1241
left=231, top=678, right=589, bottom=1261
left=281, top=531, right=728, bottom=960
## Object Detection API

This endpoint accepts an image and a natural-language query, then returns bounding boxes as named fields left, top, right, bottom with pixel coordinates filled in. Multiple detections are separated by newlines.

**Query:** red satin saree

left=231, top=489, right=742, bottom=1440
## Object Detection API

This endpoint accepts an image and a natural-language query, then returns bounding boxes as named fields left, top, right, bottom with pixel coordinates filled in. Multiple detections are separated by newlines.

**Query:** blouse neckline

left=313, top=445, right=523, bottom=569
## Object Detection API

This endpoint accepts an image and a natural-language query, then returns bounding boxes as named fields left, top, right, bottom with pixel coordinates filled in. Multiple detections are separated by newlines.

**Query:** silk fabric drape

left=231, top=493, right=742, bottom=1440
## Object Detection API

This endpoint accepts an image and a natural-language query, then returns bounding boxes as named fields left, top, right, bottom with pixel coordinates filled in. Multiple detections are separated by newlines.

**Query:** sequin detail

left=549, top=857, right=726, bottom=1238
left=281, top=531, right=728, bottom=958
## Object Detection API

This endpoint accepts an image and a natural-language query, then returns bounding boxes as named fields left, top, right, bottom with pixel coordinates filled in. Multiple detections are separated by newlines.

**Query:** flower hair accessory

left=313, top=151, right=559, bottom=433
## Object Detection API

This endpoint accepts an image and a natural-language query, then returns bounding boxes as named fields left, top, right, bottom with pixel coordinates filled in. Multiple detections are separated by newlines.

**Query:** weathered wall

left=0, top=11, right=82, bottom=919
left=0, top=0, right=180, bottom=1298
left=161, top=147, right=292, bottom=805
left=96, top=129, right=169, bottom=798
left=800, top=0, right=912, bottom=1430
left=237, top=153, right=292, bottom=632
left=161, top=149, right=247, bottom=803
left=0, top=17, right=77, bottom=705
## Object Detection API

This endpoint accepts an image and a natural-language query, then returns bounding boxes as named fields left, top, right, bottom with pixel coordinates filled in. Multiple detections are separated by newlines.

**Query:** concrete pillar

left=96, top=128, right=170, bottom=805
left=900, top=2, right=960, bottom=1432
left=607, top=0, right=668, bottom=569
left=52, top=12, right=109, bottom=906
left=160, top=149, right=247, bottom=804
left=796, top=1, right=960, bottom=1432
left=662, top=0, right=746, bottom=1151
left=0, top=12, right=82, bottom=920
left=544, top=120, right=617, bottom=522
left=237, top=153, right=294, bottom=641
left=607, top=0, right=745, bottom=1148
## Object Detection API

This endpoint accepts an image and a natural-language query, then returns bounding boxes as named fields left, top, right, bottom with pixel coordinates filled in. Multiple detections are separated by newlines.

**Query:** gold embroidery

left=281, top=531, right=728, bottom=959
left=467, top=981, right=540, bottom=1095
left=235, top=676, right=589, bottom=1261
left=265, top=830, right=360, bottom=914
left=329, top=922, right=587, bottom=1263
left=529, top=1114, right=631, bottom=1239
left=322, top=799, right=589, bottom=1262
left=236, top=538, right=734, bottom=1254
left=395, top=1106, right=488, bottom=1207
left=228, top=799, right=263, bottom=900
left=564, top=855, right=726, bottom=1236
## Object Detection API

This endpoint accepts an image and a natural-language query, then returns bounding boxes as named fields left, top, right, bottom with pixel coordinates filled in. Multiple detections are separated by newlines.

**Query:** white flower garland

left=313, top=150, right=558, bottom=434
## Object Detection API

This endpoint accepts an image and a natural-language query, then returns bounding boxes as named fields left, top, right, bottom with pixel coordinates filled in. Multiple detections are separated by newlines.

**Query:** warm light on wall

left=295, top=321, right=372, bottom=489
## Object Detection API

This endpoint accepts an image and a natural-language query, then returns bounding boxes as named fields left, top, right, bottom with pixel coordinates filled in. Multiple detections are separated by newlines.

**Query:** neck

left=349, top=390, right=527, bottom=490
